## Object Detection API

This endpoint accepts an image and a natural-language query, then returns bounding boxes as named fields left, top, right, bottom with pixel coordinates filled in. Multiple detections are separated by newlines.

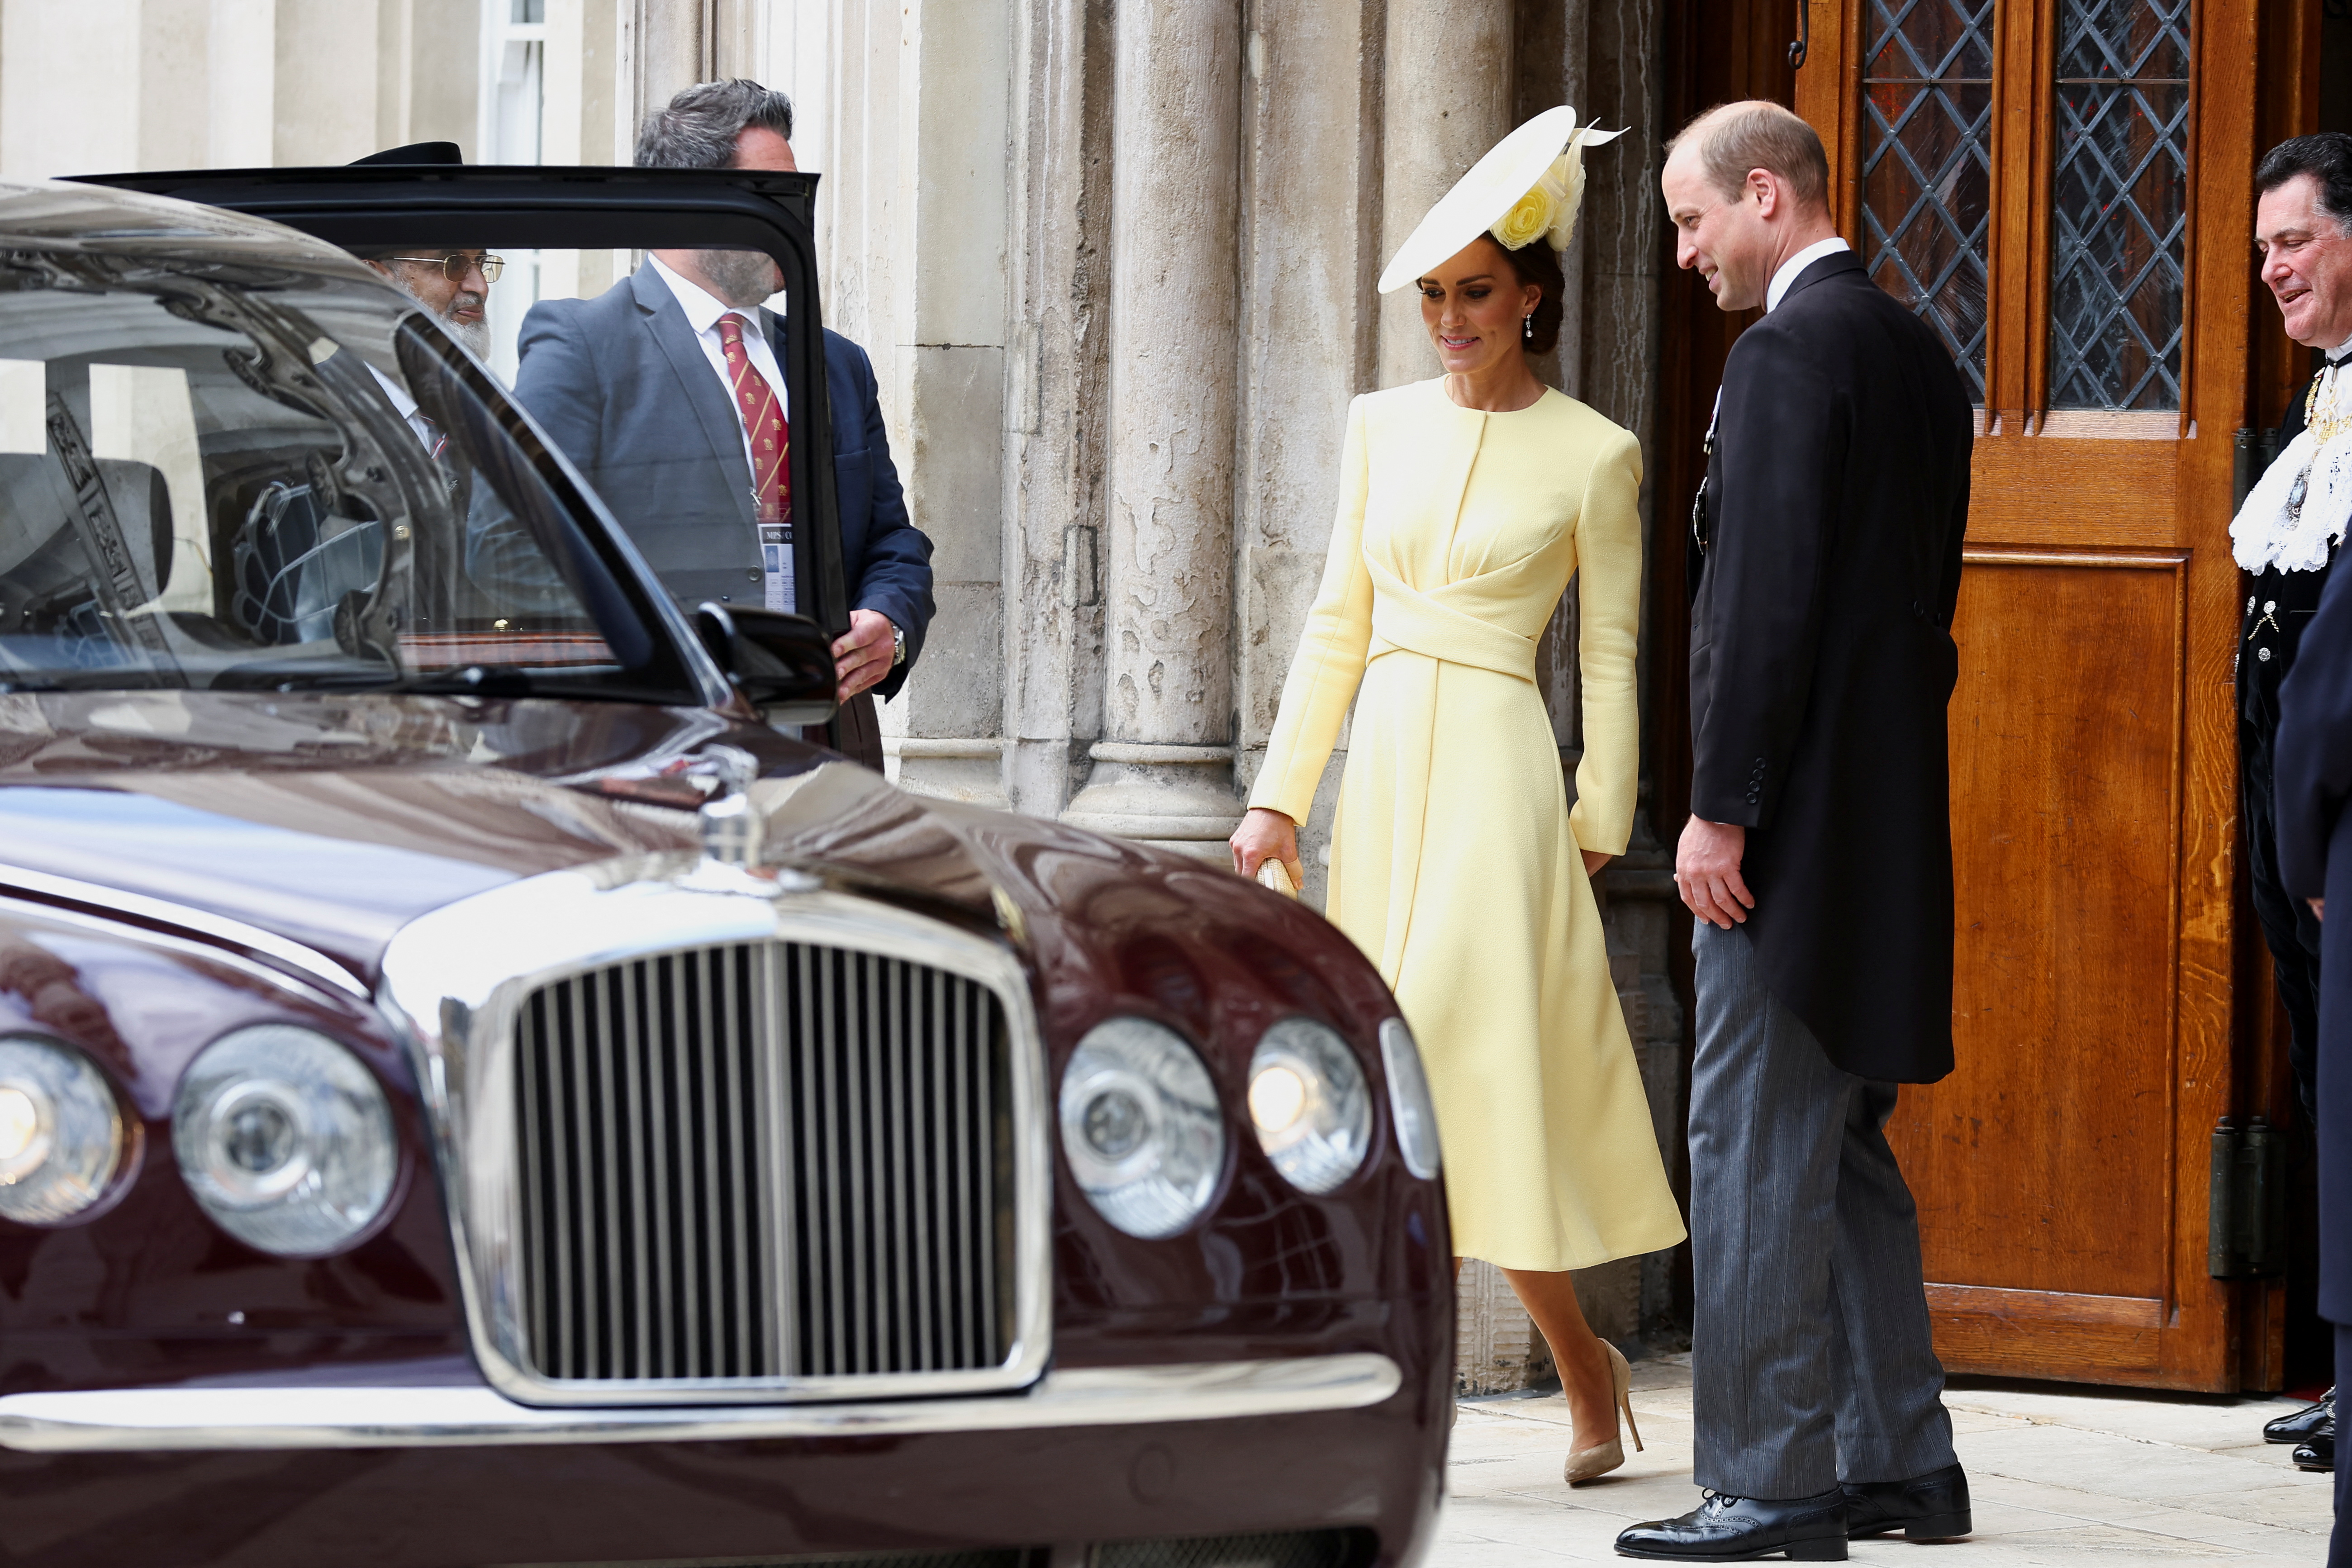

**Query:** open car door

left=66, top=164, right=851, bottom=689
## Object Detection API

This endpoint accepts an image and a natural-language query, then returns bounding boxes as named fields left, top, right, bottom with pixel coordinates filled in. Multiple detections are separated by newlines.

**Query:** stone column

left=875, top=0, right=1015, bottom=810
left=1230, top=2, right=1383, bottom=904
left=1000, top=0, right=1113, bottom=822
left=1059, top=0, right=1244, bottom=858
left=1375, top=0, right=1515, bottom=391
left=625, top=0, right=714, bottom=125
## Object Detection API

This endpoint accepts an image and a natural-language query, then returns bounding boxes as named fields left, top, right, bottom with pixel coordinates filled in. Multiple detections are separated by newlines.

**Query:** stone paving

left=1434, top=1354, right=2335, bottom=1566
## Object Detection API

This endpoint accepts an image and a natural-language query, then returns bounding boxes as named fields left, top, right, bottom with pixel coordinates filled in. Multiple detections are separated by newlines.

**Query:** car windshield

left=0, top=249, right=694, bottom=700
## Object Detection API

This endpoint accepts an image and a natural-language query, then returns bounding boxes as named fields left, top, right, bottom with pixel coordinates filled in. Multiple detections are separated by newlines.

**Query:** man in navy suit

left=512, top=80, right=933, bottom=769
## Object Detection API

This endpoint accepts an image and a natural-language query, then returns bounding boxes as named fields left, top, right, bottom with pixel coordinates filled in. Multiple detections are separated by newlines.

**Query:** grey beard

left=696, top=248, right=783, bottom=309
left=445, top=310, right=490, bottom=359
left=383, top=271, right=491, bottom=358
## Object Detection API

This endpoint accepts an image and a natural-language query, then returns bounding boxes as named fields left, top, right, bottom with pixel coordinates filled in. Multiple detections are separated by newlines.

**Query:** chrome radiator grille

left=513, top=941, right=1014, bottom=1385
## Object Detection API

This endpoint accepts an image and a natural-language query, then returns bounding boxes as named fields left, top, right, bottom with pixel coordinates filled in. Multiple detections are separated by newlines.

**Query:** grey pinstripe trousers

left=1689, top=921, right=1958, bottom=1498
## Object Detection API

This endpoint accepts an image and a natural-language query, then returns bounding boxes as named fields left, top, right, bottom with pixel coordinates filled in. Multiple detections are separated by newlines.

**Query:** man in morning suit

left=511, top=80, right=933, bottom=771
left=1616, top=102, right=1972, bottom=1564
left=2270, top=425, right=2352, bottom=1567
left=2241, top=134, right=2352, bottom=1468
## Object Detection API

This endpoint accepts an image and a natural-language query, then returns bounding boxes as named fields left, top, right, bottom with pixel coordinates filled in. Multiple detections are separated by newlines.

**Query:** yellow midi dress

left=1251, top=379, right=1687, bottom=1272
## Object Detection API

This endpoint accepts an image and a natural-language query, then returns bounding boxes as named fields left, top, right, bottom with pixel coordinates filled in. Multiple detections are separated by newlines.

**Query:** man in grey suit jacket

left=511, top=81, right=933, bottom=767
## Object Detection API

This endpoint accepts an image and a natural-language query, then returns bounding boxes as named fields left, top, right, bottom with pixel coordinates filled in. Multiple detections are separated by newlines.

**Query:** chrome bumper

left=0, top=1352, right=1401, bottom=1453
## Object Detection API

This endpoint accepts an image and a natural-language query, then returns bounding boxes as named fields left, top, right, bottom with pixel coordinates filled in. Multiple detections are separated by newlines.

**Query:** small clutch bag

left=1256, top=860, right=1298, bottom=898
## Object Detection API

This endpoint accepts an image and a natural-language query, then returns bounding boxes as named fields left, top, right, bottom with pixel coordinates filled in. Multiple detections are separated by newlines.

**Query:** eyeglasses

left=384, top=253, right=505, bottom=284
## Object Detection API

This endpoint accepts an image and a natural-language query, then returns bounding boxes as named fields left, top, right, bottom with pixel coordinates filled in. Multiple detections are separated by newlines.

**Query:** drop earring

left=1522, top=313, right=1534, bottom=343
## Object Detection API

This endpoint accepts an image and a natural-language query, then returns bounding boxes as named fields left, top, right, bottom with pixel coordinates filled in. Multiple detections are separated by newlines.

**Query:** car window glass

left=453, top=244, right=798, bottom=619
left=0, top=253, right=689, bottom=700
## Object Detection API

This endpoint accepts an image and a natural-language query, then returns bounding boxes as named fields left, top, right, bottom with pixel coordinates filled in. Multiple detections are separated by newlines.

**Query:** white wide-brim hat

left=1377, top=105, right=1625, bottom=294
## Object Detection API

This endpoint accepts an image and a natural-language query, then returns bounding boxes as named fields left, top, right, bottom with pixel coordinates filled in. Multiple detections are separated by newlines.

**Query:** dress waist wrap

left=1367, top=558, right=1538, bottom=682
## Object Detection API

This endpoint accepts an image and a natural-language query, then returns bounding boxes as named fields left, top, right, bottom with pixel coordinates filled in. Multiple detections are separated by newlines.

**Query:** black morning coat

left=2271, top=510, right=2352, bottom=1328
left=1690, top=251, right=1974, bottom=1084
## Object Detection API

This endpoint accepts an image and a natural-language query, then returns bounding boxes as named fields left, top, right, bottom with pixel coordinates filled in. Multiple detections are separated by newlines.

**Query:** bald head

left=1660, top=100, right=1840, bottom=312
left=1668, top=100, right=1831, bottom=214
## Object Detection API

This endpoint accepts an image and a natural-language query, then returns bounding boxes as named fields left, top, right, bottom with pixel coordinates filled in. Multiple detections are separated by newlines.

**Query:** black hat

left=350, top=142, right=463, bottom=166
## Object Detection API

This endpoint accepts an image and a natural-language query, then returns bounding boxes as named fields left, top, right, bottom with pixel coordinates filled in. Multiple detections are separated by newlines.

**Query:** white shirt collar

left=2328, top=331, right=2352, bottom=366
left=648, top=253, right=742, bottom=333
left=366, top=362, right=418, bottom=421
left=648, top=253, right=788, bottom=328
left=1766, top=237, right=1853, bottom=313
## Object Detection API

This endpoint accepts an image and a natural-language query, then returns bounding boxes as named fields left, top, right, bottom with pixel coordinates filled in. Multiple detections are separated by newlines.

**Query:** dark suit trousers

left=2243, top=713, right=2324, bottom=1126
left=804, top=691, right=883, bottom=773
left=1690, top=922, right=1958, bottom=1497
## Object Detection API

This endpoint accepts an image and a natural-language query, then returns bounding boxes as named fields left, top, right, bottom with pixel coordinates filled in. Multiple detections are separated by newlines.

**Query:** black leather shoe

left=2295, top=1428, right=2335, bottom=1473
left=2265, top=1387, right=2333, bottom=1444
left=1615, top=1488, right=1848, bottom=1561
left=1842, top=1461, right=1972, bottom=1541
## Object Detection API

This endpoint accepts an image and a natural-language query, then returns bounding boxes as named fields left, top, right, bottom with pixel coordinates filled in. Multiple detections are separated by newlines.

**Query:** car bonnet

left=0, top=689, right=1006, bottom=988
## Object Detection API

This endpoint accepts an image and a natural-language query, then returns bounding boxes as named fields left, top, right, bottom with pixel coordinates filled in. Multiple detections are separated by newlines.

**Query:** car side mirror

left=694, top=602, right=837, bottom=727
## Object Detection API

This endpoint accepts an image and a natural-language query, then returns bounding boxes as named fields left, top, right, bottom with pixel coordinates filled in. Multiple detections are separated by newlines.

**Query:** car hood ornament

left=686, top=745, right=818, bottom=894
left=694, top=745, right=763, bottom=868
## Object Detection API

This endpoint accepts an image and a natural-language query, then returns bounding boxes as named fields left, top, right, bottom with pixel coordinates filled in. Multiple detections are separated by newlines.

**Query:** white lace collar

left=2232, top=362, right=2352, bottom=574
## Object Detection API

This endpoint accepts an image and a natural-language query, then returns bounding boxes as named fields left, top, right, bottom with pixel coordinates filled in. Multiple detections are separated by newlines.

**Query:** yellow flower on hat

left=1488, top=130, right=1603, bottom=254
left=1378, top=107, right=1630, bottom=294
left=1492, top=184, right=1556, bottom=250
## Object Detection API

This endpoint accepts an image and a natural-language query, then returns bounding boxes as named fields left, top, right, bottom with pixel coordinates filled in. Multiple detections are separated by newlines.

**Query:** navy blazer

left=512, top=262, right=934, bottom=699
left=2274, top=536, right=2352, bottom=1326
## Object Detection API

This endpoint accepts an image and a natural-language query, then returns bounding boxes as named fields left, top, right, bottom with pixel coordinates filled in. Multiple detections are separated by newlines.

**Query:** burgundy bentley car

left=0, top=170, right=1451, bottom=1567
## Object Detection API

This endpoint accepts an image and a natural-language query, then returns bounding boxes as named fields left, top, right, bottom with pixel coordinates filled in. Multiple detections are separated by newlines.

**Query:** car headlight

left=1059, top=1017, right=1224, bottom=1238
left=172, top=1026, right=397, bottom=1256
left=0, top=1036, right=127, bottom=1223
left=1248, top=1018, right=1371, bottom=1194
left=1379, top=1017, right=1442, bottom=1179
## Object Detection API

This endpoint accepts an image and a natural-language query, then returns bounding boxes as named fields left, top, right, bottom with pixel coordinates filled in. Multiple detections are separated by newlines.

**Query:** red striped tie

left=717, top=312, right=789, bottom=524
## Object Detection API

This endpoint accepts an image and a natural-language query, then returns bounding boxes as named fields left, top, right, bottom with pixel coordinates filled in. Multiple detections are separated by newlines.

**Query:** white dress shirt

left=367, top=363, right=445, bottom=454
left=1765, top=236, right=1853, bottom=314
left=648, top=254, right=796, bottom=613
left=646, top=253, right=791, bottom=478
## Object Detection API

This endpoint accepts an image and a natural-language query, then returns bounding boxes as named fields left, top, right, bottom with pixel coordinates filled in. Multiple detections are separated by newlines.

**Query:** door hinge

left=2209, top=1116, right=2286, bottom=1279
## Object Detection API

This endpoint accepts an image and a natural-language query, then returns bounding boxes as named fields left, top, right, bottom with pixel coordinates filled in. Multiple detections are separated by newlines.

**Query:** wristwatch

left=890, top=621, right=906, bottom=668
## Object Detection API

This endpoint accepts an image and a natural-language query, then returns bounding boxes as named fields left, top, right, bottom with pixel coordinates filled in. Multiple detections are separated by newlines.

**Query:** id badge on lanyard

left=761, top=519, right=794, bottom=613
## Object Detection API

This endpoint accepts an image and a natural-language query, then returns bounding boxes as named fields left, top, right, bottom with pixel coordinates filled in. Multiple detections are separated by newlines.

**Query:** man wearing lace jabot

left=2238, top=132, right=2352, bottom=1475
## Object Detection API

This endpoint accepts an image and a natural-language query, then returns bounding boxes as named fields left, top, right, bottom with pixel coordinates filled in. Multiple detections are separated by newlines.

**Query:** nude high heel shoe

left=1563, top=1342, right=1643, bottom=1487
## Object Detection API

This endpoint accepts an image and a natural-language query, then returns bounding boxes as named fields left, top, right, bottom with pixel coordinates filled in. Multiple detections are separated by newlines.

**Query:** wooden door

left=1795, top=0, right=2285, bottom=1392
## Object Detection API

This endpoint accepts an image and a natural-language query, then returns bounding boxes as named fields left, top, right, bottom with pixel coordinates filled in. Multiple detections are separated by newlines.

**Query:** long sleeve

left=830, top=333, right=934, bottom=701
left=512, top=298, right=604, bottom=475
left=1567, top=427, right=1644, bottom=855
left=1691, top=326, right=1842, bottom=829
left=1250, top=397, right=1375, bottom=824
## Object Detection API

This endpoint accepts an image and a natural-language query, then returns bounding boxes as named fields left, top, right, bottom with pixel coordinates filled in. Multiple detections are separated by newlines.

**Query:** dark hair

left=2257, top=134, right=2352, bottom=235
left=1666, top=100, right=1829, bottom=211
left=635, top=79, right=795, bottom=170
left=1488, top=234, right=1567, bottom=356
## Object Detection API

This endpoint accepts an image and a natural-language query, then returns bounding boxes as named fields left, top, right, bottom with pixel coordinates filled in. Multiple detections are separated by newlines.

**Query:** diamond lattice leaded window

left=2048, top=0, right=2192, bottom=411
left=1862, top=0, right=1995, bottom=402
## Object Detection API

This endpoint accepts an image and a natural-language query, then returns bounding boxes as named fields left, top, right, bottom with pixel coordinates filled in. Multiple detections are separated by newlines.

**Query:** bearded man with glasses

left=346, top=145, right=499, bottom=364
left=359, top=249, right=499, bottom=362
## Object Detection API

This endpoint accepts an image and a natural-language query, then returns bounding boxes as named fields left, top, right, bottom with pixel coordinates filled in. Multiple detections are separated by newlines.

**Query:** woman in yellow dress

left=1231, top=108, right=1685, bottom=1484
